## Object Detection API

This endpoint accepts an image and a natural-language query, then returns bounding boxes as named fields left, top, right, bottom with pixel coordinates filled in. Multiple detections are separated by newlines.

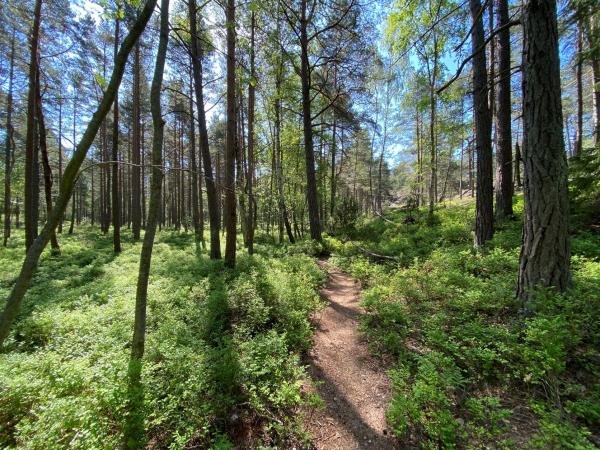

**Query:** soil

left=304, top=259, right=398, bottom=450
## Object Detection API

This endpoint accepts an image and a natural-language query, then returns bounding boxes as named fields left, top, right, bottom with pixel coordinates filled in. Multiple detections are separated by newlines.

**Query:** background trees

left=0, top=0, right=594, bottom=305
left=0, top=0, right=599, bottom=448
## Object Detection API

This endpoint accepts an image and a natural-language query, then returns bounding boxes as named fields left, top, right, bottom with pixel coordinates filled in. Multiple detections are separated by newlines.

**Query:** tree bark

left=188, top=66, right=202, bottom=245
left=247, top=11, right=256, bottom=255
left=237, top=94, right=247, bottom=247
left=517, top=0, right=571, bottom=308
left=300, top=0, right=322, bottom=241
left=494, top=0, right=514, bottom=219
left=25, top=0, right=43, bottom=250
left=0, top=0, right=158, bottom=350
left=488, top=0, right=496, bottom=117
left=574, top=19, right=584, bottom=156
left=132, top=42, right=142, bottom=240
left=515, top=142, right=522, bottom=188
left=275, top=91, right=295, bottom=244
left=470, top=0, right=494, bottom=246
left=224, top=0, right=237, bottom=268
left=112, top=14, right=122, bottom=253
left=189, top=0, right=221, bottom=258
left=58, top=98, right=65, bottom=233
left=585, top=14, right=600, bottom=147
left=330, top=115, right=337, bottom=217
left=3, top=30, right=15, bottom=247
left=427, top=50, right=438, bottom=217
left=378, top=79, right=390, bottom=214
left=36, top=68, right=60, bottom=252
left=416, top=106, right=424, bottom=206
left=125, top=1, right=169, bottom=446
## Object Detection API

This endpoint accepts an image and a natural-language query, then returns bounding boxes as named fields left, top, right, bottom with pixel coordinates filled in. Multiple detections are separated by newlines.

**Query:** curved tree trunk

left=517, top=0, right=570, bottom=308
left=125, top=0, right=169, bottom=445
left=0, top=0, right=158, bottom=350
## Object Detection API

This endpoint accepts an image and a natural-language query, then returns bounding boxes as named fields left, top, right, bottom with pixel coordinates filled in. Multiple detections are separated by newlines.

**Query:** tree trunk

left=515, top=142, right=522, bottom=188
left=379, top=79, right=390, bottom=214
left=275, top=92, right=295, bottom=244
left=470, top=0, right=494, bottom=246
left=25, top=0, right=43, bottom=250
left=246, top=11, right=256, bottom=255
left=0, top=0, right=158, bottom=350
left=132, top=42, right=142, bottom=240
left=102, top=118, right=111, bottom=233
left=69, top=183, right=76, bottom=234
left=112, top=15, right=122, bottom=253
left=517, top=0, right=570, bottom=309
left=189, top=0, right=221, bottom=259
left=179, top=123, right=185, bottom=232
left=100, top=46, right=110, bottom=234
left=330, top=115, right=337, bottom=217
left=188, top=66, right=202, bottom=245
left=469, top=139, right=474, bottom=197
left=58, top=99, right=65, bottom=233
left=300, top=0, right=322, bottom=241
left=36, top=68, right=60, bottom=252
left=488, top=0, right=495, bottom=118
left=428, top=53, right=438, bottom=217
left=141, top=123, right=146, bottom=228
left=584, top=15, right=600, bottom=147
left=416, top=106, right=423, bottom=206
left=237, top=94, right=247, bottom=245
left=91, top=149, right=95, bottom=226
left=125, top=1, right=169, bottom=446
left=494, top=0, right=514, bottom=220
left=459, top=139, right=464, bottom=198
left=368, top=89, right=378, bottom=213
left=224, top=0, right=237, bottom=268
left=3, top=30, right=15, bottom=247
left=574, top=20, right=583, bottom=156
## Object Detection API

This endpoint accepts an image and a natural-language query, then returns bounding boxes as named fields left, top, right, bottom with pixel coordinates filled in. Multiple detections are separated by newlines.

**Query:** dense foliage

left=0, top=0, right=599, bottom=447
left=326, top=195, right=600, bottom=448
left=0, top=230, right=325, bottom=448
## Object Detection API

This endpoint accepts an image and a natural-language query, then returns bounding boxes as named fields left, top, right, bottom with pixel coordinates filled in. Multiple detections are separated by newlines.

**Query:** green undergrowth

left=0, top=228, right=325, bottom=449
left=325, top=197, right=600, bottom=449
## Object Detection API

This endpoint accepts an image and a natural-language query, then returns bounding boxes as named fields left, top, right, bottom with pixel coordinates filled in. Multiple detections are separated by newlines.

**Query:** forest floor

left=303, top=259, right=398, bottom=450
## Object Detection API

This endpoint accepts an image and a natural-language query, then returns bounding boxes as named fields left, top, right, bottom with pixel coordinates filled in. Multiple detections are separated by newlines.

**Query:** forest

left=0, top=0, right=599, bottom=448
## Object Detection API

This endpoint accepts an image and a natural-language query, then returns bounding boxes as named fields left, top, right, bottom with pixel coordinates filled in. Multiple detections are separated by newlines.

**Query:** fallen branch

left=348, top=241, right=399, bottom=262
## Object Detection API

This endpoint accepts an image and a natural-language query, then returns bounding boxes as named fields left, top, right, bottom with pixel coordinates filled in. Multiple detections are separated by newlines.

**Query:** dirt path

left=304, top=260, right=397, bottom=450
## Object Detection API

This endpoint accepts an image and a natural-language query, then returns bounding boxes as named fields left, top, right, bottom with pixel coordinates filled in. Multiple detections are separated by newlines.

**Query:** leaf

left=94, top=72, right=108, bottom=90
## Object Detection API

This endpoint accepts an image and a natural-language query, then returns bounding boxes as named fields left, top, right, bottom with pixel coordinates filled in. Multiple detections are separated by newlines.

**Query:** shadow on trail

left=305, top=356, right=397, bottom=450
left=304, top=262, right=399, bottom=450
